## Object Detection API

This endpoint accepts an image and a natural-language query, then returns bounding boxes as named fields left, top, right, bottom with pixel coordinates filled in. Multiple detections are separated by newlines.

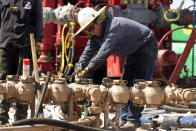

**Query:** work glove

left=77, top=67, right=93, bottom=79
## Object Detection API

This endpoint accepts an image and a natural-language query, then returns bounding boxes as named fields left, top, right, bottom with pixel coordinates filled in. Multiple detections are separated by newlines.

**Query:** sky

left=170, top=0, right=194, bottom=9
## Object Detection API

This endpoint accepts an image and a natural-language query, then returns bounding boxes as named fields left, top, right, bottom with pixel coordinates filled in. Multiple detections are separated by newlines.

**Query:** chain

left=192, top=0, right=196, bottom=77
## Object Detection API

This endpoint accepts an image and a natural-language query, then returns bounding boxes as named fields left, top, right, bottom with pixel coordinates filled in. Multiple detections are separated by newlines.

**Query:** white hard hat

left=74, top=6, right=106, bottom=37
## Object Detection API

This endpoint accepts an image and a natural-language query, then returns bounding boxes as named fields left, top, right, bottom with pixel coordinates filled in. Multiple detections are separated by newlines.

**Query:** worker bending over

left=74, top=6, right=158, bottom=128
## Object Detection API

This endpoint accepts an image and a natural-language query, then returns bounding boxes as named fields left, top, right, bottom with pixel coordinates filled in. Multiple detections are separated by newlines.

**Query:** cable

left=60, top=24, right=68, bottom=77
left=192, top=0, right=196, bottom=77
left=34, top=72, right=51, bottom=118
left=65, top=36, right=75, bottom=76
left=10, top=118, right=108, bottom=131
left=63, top=22, right=76, bottom=77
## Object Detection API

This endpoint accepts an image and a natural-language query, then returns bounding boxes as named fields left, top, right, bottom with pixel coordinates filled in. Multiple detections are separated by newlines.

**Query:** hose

left=10, top=118, right=108, bottom=131
left=189, top=101, right=196, bottom=108
left=65, top=32, right=75, bottom=76
left=60, top=24, right=69, bottom=77
left=160, top=104, right=196, bottom=113
left=60, top=22, right=75, bottom=78
left=63, top=22, right=75, bottom=77
left=63, top=41, right=72, bottom=75
left=170, top=101, right=196, bottom=108
left=34, top=72, right=51, bottom=118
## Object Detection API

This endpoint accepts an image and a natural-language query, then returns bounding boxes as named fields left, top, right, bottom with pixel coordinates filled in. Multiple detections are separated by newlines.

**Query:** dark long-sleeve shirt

left=79, top=17, right=153, bottom=71
left=0, top=0, right=44, bottom=48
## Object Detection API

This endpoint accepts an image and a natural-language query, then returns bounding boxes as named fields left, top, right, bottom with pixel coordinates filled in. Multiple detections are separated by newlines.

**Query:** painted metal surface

left=39, top=0, right=56, bottom=73
left=169, top=29, right=196, bottom=84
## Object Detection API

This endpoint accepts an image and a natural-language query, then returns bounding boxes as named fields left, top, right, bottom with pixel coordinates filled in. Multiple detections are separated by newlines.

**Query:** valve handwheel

left=157, top=26, right=195, bottom=85
left=72, top=1, right=94, bottom=23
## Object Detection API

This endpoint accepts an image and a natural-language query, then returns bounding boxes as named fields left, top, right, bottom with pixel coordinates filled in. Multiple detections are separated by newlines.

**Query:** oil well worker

left=0, top=0, right=44, bottom=124
left=74, top=6, right=158, bottom=127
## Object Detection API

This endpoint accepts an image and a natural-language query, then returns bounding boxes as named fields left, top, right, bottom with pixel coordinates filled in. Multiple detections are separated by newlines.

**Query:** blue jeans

left=120, top=38, right=158, bottom=124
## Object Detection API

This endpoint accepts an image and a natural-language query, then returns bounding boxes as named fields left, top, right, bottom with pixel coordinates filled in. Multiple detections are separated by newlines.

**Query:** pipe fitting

left=71, top=86, right=83, bottom=102
left=99, top=85, right=108, bottom=104
left=75, top=78, right=93, bottom=84
left=0, top=83, right=6, bottom=94
left=79, top=116, right=102, bottom=128
left=15, top=76, right=35, bottom=103
left=183, top=89, right=195, bottom=102
left=69, top=78, right=93, bottom=102
left=109, top=80, right=129, bottom=104
left=86, top=85, right=101, bottom=103
left=88, top=107, right=102, bottom=115
left=0, top=76, right=35, bottom=104
left=144, top=81, right=164, bottom=108
left=158, top=49, right=178, bottom=66
left=165, top=85, right=195, bottom=105
left=130, top=82, right=146, bottom=107
left=50, top=78, right=71, bottom=104
left=4, top=75, right=19, bottom=102
left=175, top=88, right=195, bottom=105
left=69, top=81, right=102, bottom=115
left=86, top=85, right=102, bottom=115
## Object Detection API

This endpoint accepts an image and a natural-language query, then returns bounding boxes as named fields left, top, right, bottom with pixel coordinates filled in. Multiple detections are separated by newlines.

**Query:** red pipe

left=169, top=29, right=196, bottom=84
left=158, top=27, right=192, bottom=49
left=72, top=1, right=94, bottom=23
left=39, top=0, right=56, bottom=74
left=158, top=49, right=178, bottom=66
left=157, top=27, right=194, bottom=82
left=54, top=0, right=64, bottom=73
left=95, top=3, right=117, bottom=17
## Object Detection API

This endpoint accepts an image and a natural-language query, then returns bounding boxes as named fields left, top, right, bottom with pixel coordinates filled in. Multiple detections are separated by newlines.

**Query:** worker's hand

left=77, top=67, right=93, bottom=79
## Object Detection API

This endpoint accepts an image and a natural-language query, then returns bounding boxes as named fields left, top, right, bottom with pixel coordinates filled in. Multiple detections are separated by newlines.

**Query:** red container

left=107, top=55, right=126, bottom=77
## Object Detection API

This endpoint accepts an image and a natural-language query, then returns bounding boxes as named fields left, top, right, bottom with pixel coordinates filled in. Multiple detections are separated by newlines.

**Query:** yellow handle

left=164, top=9, right=180, bottom=22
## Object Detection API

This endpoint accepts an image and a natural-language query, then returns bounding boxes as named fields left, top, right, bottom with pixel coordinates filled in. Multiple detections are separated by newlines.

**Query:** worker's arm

left=79, top=36, right=100, bottom=68
left=32, top=0, right=44, bottom=42
left=87, top=30, right=118, bottom=71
